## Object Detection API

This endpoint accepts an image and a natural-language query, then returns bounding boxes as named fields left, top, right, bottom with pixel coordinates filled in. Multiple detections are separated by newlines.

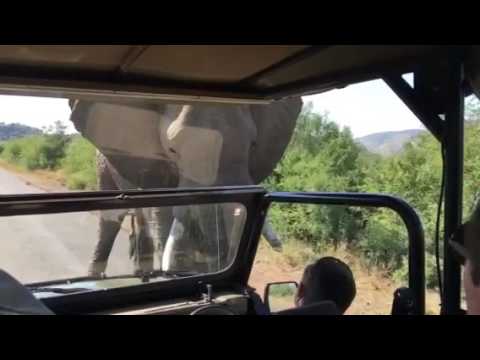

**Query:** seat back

left=0, top=270, right=53, bottom=315
left=391, top=287, right=416, bottom=315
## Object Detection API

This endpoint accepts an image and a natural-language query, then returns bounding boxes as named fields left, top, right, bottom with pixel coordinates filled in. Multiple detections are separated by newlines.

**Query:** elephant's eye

left=169, top=148, right=177, bottom=154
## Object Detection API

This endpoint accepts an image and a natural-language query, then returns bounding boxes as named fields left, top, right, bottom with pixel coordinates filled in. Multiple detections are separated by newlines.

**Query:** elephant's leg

left=262, top=217, right=283, bottom=252
left=88, top=211, right=126, bottom=276
left=131, top=209, right=155, bottom=275
left=164, top=204, right=248, bottom=273
left=148, top=207, right=174, bottom=266
left=88, top=152, right=123, bottom=277
left=190, top=204, right=227, bottom=272
left=163, top=209, right=283, bottom=275
left=162, top=206, right=212, bottom=273
left=161, top=217, right=186, bottom=272
left=222, top=204, right=247, bottom=265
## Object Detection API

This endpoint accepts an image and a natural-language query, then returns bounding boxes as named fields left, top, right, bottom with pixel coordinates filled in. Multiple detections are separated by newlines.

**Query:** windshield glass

left=0, top=96, right=302, bottom=194
left=0, top=93, right=302, bottom=291
left=0, top=203, right=246, bottom=290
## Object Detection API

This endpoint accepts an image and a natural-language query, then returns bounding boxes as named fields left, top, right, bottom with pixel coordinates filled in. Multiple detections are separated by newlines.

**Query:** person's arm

left=464, top=260, right=480, bottom=315
left=245, top=287, right=270, bottom=315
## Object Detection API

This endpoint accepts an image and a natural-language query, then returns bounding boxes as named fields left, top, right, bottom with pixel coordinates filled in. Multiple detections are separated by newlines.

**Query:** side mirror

left=264, top=281, right=298, bottom=313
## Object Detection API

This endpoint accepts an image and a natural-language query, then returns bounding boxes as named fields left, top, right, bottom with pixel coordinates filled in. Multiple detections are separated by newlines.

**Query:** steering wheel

left=190, top=304, right=236, bottom=315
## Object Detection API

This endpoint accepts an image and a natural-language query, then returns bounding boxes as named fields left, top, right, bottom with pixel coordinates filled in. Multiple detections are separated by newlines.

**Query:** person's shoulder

left=246, top=288, right=270, bottom=315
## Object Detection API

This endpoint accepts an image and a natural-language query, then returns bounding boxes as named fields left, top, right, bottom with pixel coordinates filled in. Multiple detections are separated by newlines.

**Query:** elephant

left=68, top=97, right=303, bottom=276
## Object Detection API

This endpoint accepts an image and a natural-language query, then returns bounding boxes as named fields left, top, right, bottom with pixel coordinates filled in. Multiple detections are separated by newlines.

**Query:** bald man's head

left=296, top=257, right=356, bottom=313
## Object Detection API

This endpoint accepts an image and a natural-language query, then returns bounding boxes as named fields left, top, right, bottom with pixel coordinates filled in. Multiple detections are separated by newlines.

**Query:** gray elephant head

left=158, top=104, right=255, bottom=187
left=69, top=98, right=302, bottom=188
left=157, top=99, right=302, bottom=188
left=154, top=99, right=302, bottom=271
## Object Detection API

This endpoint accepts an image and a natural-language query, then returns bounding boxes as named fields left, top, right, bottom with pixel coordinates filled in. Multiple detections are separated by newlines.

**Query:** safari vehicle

left=0, top=45, right=477, bottom=315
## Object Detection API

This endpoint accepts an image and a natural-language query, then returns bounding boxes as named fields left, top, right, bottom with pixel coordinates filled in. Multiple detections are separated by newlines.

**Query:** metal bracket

left=383, top=74, right=444, bottom=142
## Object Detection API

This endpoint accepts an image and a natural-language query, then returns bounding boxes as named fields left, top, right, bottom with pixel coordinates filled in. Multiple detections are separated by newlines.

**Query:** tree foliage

left=265, top=103, right=367, bottom=250
left=0, top=121, right=97, bottom=189
left=2, top=99, right=480, bottom=290
left=265, top=98, right=480, bottom=289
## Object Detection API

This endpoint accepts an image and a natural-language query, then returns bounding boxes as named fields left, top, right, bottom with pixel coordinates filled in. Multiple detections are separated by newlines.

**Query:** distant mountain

left=0, top=122, right=42, bottom=141
left=356, top=129, right=426, bottom=156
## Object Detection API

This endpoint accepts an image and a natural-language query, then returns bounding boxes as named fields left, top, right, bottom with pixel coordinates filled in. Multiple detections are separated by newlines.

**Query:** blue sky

left=0, top=76, right=425, bottom=138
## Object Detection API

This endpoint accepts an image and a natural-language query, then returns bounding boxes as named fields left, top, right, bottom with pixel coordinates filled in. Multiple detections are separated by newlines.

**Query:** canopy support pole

left=442, top=57, right=464, bottom=315
left=383, top=74, right=444, bottom=142
left=385, top=56, right=466, bottom=314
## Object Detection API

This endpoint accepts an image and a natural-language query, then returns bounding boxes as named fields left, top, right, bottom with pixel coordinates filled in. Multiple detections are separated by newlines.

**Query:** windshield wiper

left=28, top=271, right=201, bottom=292
left=29, top=286, right=94, bottom=294
left=162, top=271, right=200, bottom=278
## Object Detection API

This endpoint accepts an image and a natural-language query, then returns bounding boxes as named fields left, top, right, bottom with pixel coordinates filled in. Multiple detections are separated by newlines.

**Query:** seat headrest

left=0, top=270, right=53, bottom=315
left=276, top=301, right=341, bottom=315
left=391, top=287, right=416, bottom=315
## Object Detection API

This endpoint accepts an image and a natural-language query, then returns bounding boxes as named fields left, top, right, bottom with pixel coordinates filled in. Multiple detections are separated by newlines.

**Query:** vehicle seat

left=391, top=287, right=416, bottom=315
left=0, top=269, right=54, bottom=315
left=276, top=301, right=340, bottom=315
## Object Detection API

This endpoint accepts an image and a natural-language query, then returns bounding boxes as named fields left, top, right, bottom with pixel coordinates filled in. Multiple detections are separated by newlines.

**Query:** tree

left=466, top=96, right=480, bottom=122
left=265, top=102, right=367, bottom=248
left=263, top=97, right=480, bottom=289
left=53, top=120, right=68, bottom=135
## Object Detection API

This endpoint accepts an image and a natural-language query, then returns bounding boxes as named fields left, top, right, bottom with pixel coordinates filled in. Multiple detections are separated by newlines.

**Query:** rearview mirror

left=264, top=281, right=298, bottom=313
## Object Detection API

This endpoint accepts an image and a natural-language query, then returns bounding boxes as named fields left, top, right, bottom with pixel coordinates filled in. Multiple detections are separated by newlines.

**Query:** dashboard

left=94, top=292, right=249, bottom=315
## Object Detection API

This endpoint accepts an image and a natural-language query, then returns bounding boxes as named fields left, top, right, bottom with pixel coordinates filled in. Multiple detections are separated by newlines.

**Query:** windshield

left=0, top=79, right=449, bottom=314
left=0, top=93, right=302, bottom=292
left=0, top=96, right=302, bottom=193
left=0, top=203, right=246, bottom=290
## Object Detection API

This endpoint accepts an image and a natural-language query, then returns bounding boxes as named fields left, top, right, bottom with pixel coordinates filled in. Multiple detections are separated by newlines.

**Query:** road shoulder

left=0, top=160, right=68, bottom=193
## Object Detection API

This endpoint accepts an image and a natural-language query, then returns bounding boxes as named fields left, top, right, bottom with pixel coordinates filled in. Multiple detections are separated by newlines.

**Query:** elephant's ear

left=249, top=97, right=303, bottom=184
left=69, top=99, right=161, bottom=135
left=69, top=99, right=94, bottom=135
left=467, top=46, right=480, bottom=100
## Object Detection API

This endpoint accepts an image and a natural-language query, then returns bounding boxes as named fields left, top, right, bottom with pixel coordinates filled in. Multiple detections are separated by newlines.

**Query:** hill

left=356, top=129, right=425, bottom=156
left=0, top=122, right=42, bottom=141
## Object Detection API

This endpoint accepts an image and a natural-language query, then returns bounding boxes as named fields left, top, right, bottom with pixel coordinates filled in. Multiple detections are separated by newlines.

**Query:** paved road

left=0, top=168, right=133, bottom=284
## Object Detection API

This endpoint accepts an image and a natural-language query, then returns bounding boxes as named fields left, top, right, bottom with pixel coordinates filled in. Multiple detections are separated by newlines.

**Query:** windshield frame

left=0, top=186, right=267, bottom=314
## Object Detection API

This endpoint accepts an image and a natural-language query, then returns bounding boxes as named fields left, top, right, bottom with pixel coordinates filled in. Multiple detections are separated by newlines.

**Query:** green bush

left=61, top=136, right=97, bottom=190
left=392, top=257, right=408, bottom=285
left=2, top=141, right=23, bottom=163
left=268, top=283, right=297, bottom=298
left=359, top=211, right=408, bottom=271
left=392, top=253, right=440, bottom=289
left=265, top=104, right=367, bottom=250
left=1, top=134, right=69, bottom=170
left=0, top=133, right=96, bottom=190
left=263, top=99, right=467, bottom=292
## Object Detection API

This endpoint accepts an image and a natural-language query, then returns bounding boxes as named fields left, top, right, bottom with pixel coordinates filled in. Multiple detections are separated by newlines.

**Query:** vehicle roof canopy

left=0, top=45, right=473, bottom=103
